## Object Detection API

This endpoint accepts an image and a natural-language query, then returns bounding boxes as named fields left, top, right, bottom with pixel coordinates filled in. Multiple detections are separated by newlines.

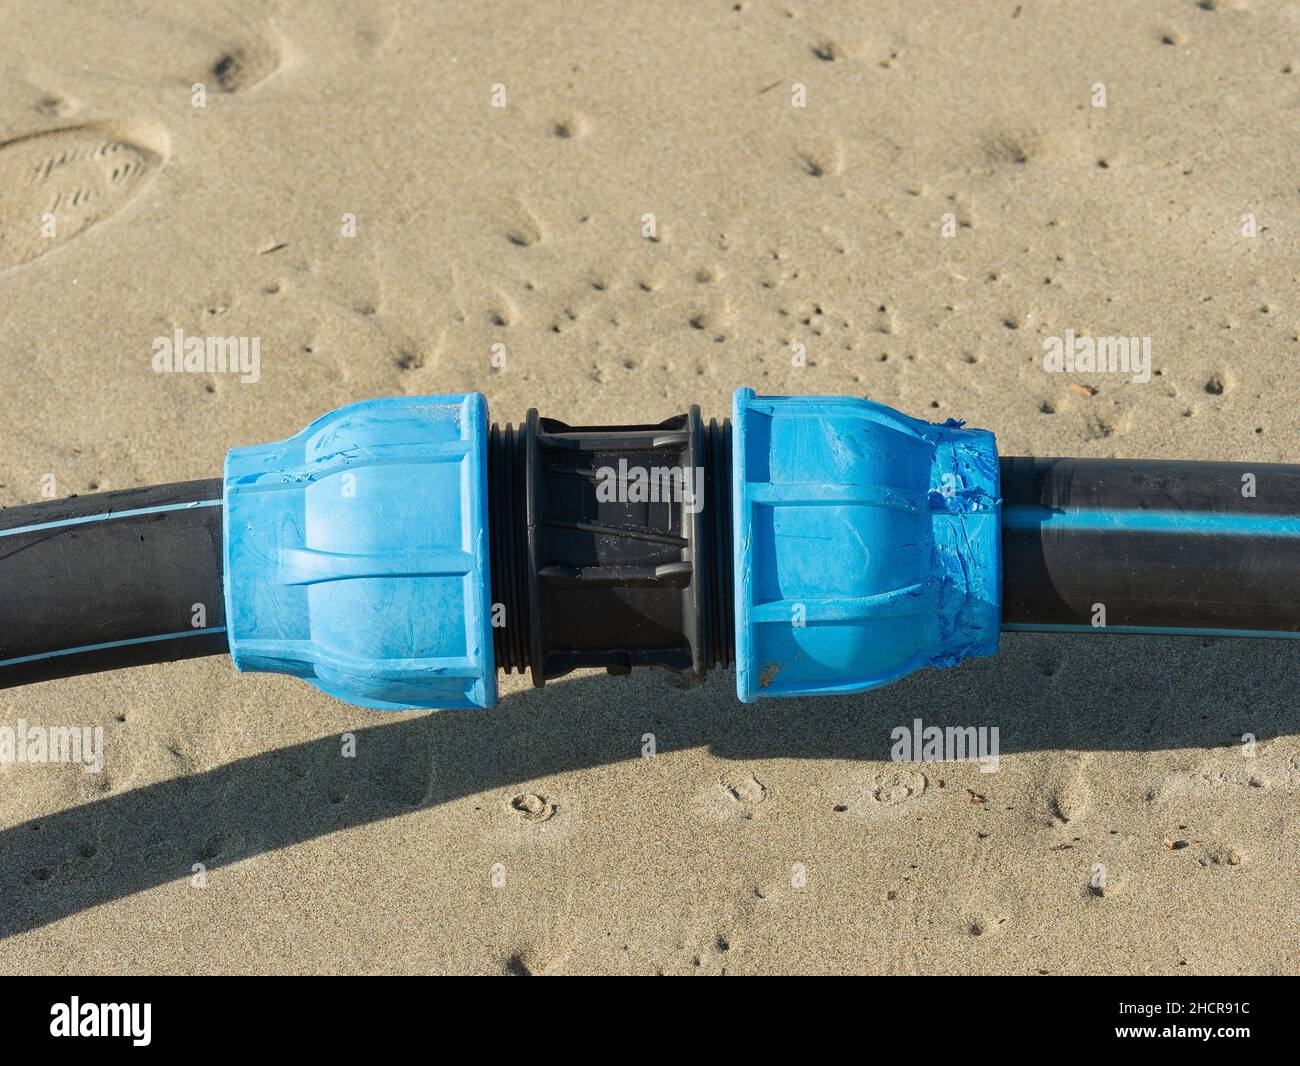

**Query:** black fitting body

left=489, top=407, right=733, bottom=685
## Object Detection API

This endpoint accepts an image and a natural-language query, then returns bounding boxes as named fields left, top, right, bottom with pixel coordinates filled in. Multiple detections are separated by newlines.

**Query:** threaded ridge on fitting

left=488, top=420, right=531, bottom=674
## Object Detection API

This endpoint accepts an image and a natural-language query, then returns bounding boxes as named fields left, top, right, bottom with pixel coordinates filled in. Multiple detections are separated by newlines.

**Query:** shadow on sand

left=1, top=631, right=1294, bottom=940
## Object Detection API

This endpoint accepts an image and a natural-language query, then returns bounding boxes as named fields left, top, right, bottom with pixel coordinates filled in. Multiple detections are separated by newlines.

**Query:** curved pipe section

left=0, top=480, right=227, bottom=688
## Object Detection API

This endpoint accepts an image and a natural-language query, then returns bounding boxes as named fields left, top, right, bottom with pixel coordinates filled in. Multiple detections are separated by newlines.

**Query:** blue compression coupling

left=223, top=394, right=495, bottom=710
left=730, top=389, right=1001, bottom=702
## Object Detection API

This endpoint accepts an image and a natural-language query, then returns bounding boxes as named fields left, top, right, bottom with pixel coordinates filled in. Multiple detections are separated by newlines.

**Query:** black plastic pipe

left=1000, top=457, right=1300, bottom=636
left=0, top=480, right=227, bottom=688
left=3, top=450, right=1298, bottom=693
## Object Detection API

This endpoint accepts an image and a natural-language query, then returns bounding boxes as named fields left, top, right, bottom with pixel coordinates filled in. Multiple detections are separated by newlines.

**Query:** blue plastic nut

left=731, top=388, right=1001, bottom=702
left=223, top=394, right=495, bottom=710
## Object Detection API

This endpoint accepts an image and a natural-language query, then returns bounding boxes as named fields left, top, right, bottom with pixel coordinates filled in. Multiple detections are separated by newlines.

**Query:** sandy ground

left=0, top=0, right=1297, bottom=974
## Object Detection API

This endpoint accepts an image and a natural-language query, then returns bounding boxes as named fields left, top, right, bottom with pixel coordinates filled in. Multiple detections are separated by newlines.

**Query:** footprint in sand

left=721, top=770, right=768, bottom=804
left=0, top=121, right=169, bottom=272
left=716, top=769, right=768, bottom=819
left=1045, top=754, right=1092, bottom=825
left=210, top=46, right=282, bottom=93
left=868, top=767, right=928, bottom=806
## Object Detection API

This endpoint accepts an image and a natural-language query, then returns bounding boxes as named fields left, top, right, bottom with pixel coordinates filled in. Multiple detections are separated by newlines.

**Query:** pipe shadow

left=1, top=631, right=1295, bottom=941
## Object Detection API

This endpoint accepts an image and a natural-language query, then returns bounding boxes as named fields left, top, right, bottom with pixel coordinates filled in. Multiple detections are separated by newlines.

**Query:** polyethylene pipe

left=1, top=390, right=1295, bottom=708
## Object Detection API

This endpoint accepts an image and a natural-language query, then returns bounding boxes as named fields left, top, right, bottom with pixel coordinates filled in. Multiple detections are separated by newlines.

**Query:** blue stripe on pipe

left=1002, top=505, right=1300, bottom=539
left=0, top=498, right=221, bottom=539
left=1001, top=623, right=1300, bottom=639
left=0, top=627, right=228, bottom=668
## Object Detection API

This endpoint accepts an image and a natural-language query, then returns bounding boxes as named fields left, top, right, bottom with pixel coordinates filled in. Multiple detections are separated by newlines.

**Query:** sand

left=0, top=0, right=1297, bottom=974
